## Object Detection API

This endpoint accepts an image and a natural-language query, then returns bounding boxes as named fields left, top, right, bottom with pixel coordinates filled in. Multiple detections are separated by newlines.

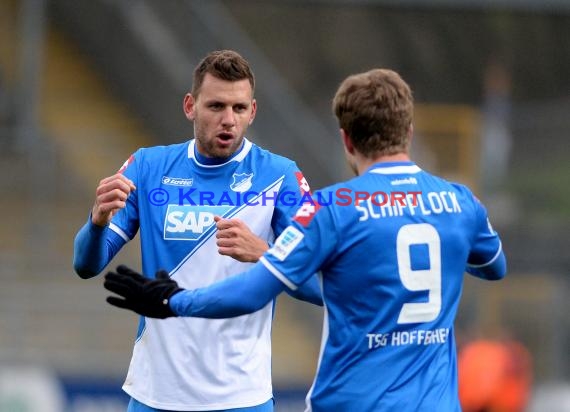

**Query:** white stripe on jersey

left=467, top=241, right=503, bottom=268
left=259, top=256, right=297, bottom=290
left=169, top=175, right=286, bottom=275
left=370, top=165, right=422, bottom=174
left=187, top=138, right=253, bottom=166
left=125, top=199, right=276, bottom=409
left=109, top=222, right=130, bottom=242
left=305, top=273, right=328, bottom=412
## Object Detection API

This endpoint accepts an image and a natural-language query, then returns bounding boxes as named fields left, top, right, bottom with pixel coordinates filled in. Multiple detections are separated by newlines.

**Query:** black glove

left=104, top=265, right=182, bottom=319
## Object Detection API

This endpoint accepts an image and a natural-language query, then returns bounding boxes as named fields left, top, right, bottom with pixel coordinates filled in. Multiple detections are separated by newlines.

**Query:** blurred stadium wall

left=0, top=1, right=569, bottom=410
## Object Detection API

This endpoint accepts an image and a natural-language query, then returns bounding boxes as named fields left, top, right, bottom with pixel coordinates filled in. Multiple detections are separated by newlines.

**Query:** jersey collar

left=187, top=138, right=252, bottom=167
left=368, top=161, right=422, bottom=175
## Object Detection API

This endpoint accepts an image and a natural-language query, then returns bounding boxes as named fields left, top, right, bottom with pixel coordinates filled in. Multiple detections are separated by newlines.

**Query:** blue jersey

left=75, top=138, right=314, bottom=410
left=113, top=138, right=309, bottom=275
left=258, top=161, right=504, bottom=411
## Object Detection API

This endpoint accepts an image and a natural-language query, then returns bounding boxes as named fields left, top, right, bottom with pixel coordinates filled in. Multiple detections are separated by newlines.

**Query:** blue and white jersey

left=111, top=138, right=309, bottom=410
left=260, top=161, right=504, bottom=412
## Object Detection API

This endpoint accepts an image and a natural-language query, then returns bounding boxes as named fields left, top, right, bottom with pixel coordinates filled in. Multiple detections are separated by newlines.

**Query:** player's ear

left=340, top=129, right=356, bottom=155
left=248, top=99, right=257, bottom=125
left=183, top=93, right=196, bottom=121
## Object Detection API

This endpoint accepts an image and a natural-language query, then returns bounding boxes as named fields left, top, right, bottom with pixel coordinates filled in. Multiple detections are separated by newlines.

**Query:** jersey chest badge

left=230, top=173, right=254, bottom=193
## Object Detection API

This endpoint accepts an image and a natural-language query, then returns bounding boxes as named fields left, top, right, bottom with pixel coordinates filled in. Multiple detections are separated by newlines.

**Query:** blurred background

left=0, top=0, right=569, bottom=411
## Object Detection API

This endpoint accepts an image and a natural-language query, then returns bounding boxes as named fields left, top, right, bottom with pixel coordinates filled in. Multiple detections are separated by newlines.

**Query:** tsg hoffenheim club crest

left=230, top=173, right=254, bottom=192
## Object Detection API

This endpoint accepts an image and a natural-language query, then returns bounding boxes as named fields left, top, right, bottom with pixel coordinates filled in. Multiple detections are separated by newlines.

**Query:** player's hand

left=214, top=216, right=269, bottom=263
left=104, top=265, right=182, bottom=319
left=91, top=174, right=136, bottom=227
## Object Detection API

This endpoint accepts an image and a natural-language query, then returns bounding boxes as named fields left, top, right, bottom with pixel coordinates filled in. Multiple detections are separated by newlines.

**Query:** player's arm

left=214, top=216, right=270, bottom=263
left=466, top=250, right=506, bottom=281
left=465, top=195, right=507, bottom=281
left=104, top=199, right=335, bottom=318
left=172, top=263, right=287, bottom=318
left=103, top=263, right=286, bottom=319
left=284, top=273, right=322, bottom=306
left=73, top=160, right=137, bottom=279
left=90, top=173, right=136, bottom=227
left=213, top=165, right=323, bottom=305
left=171, top=257, right=323, bottom=315
left=212, top=165, right=309, bottom=264
left=103, top=253, right=313, bottom=319
left=214, top=214, right=322, bottom=305
left=271, top=166, right=323, bottom=305
left=212, top=190, right=322, bottom=305
left=73, top=218, right=127, bottom=279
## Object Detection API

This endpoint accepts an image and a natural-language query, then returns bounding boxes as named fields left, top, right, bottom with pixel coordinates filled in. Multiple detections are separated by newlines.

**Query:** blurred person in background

left=479, top=57, right=514, bottom=224
left=458, top=338, right=533, bottom=412
left=0, top=67, right=13, bottom=144
left=104, top=68, right=507, bottom=411
left=73, top=50, right=322, bottom=412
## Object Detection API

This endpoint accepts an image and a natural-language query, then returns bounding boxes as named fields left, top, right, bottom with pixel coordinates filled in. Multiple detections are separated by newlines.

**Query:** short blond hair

left=332, top=69, right=413, bottom=157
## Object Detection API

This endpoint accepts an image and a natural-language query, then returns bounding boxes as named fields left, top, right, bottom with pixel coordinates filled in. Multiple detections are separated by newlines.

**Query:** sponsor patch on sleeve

left=268, top=226, right=304, bottom=261
left=295, top=171, right=311, bottom=194
left=293, top=201, right=321, bottom=227
left=118, top=154, right=135, bottom=174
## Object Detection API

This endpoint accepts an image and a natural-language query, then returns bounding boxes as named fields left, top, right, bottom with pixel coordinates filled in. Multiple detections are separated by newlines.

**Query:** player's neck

left=356, top=152, right=411, bottom=175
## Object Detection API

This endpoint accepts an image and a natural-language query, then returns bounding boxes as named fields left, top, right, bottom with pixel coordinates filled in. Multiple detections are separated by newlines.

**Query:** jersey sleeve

left=170, top=263, right=287, bottom=318
left=466, top=195, right=506, bottom=280
left=108, top=151, right=141, bottom=241
left=170, top=192, right=335, bottom=318
left=73, top=217, right=127, bottom=278
left=261, top=193, right=338, bottom=290
left=269, top=163, right=323, bottom=304
left=72, top=151, right=141, bottom=278
left=271, top=163, right=311, bottom=236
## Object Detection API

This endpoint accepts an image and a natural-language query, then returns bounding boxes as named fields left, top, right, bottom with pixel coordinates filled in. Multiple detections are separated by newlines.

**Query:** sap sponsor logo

left=390, top=177, right=417, bottom=185
left=230, top=173, right=253, bottom=193
left=268, top=226, right=304, bottom=261
left=162, top=176, right=194, bottom=187
left=164, top=205, right=232, bottom=240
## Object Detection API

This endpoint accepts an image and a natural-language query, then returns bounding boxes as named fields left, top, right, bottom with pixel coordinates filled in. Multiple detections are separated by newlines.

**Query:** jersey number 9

left=396, top=223, right=442, bottom=324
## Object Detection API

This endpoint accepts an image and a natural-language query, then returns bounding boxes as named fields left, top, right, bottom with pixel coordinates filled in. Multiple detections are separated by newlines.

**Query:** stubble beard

left=195, top=133, right=244, bottom=159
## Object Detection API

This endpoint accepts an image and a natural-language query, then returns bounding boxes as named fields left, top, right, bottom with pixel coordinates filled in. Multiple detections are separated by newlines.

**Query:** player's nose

left=220, top=107, right=236, bottom=127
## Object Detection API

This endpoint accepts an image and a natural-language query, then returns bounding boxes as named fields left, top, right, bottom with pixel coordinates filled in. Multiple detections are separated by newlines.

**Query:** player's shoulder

left=248, top=141, right=298, bottom=170
left=420, top=169, right=476, bottom=195
left=427, top=172, right=484, bottom=215
left=411, top=169, right=486, bottom=217
left=131, top=141, right=189, bottom=163
left=136, top=141, right=188, bottom=157
left=436, top=174, right=480, bottom=204
left=449, top=181, right=478, bottom=200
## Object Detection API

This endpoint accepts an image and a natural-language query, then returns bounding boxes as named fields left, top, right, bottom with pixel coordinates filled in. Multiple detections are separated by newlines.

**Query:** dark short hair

left=332, top=69, right=413, bottom=157
left=192, top=50, right=255, bottom=97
